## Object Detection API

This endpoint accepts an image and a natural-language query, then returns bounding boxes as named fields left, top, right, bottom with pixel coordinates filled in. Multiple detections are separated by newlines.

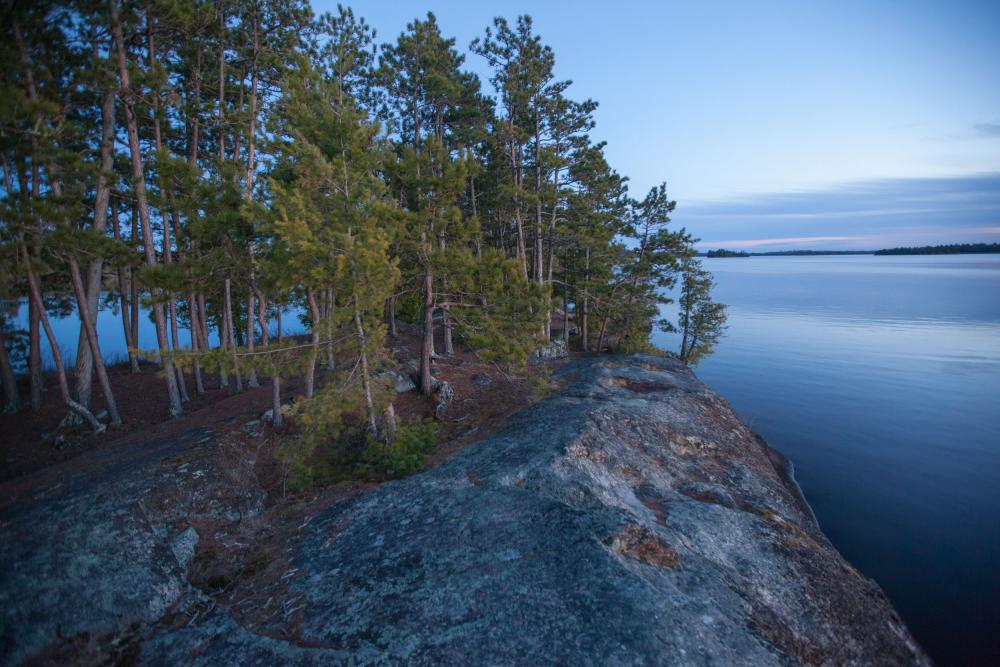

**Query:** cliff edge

left=1, top=355, right=928, bottom=665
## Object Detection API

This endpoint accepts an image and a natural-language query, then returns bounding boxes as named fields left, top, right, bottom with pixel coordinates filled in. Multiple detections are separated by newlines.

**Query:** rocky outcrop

left=0, top=355, right=928, bottom=665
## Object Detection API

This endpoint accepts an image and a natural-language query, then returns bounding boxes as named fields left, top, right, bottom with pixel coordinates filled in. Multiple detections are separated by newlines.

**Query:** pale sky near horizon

left=314, top=0, right=1000, bottom=250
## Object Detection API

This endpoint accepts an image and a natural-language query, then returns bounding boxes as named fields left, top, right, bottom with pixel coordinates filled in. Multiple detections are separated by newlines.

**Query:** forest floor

left=0, top=328, right=568, bottom=655
left=0, top=328, right=562, bottom=483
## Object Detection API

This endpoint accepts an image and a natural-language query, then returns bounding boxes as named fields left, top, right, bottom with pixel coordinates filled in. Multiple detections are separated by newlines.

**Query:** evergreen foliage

left=0, top=2, right=724, bottom=444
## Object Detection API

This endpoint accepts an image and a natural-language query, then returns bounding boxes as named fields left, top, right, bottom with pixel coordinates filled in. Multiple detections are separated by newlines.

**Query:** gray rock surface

left=533, top=337, right=569, bottom=361
left=377, top=367, right=417, bottom=393
left=1, top=355, right=928, bottom=665
left=0, top=427, right=263, bottom=666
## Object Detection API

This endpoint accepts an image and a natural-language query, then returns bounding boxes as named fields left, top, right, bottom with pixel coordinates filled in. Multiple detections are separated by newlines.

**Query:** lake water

left=654, top=255, right=1000, bottom=665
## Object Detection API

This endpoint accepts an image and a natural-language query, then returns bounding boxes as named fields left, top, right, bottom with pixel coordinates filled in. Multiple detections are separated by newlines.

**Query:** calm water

left=655, top=255, right=1000, bottom=665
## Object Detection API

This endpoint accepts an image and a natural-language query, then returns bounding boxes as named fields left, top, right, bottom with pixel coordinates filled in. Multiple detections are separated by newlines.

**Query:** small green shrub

left=356, top=422, right=438, bottom=481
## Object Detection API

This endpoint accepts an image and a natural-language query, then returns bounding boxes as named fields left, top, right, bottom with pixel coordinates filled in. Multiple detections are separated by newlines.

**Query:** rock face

left=0, top=355, right=928, bottom=665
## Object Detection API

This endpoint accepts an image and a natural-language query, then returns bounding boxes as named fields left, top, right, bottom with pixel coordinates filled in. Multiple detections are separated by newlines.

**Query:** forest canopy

left=0, top=0, right=725, bottom=436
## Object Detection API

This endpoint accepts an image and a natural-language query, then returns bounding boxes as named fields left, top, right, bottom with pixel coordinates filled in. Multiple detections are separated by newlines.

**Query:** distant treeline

left=701, top=249, right=868, bottom=257
left=873, top=243, right=1000, bottom=256
left=705, top=249, right=750, bottom=258
left=703, top=243, right=1000, bottom=258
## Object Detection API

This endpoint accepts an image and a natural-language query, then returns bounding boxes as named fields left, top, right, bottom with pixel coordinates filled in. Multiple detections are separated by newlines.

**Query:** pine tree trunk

left=217, top=3, right=226, bottom=163
left=443, top=309, right=454, bottom=356
left=0, top=310, right=19, bottom=412
left=420, top=267, right=434, bottom=396
left=304, top=288, right=321, bottom=398
left=198, top=293, right=210, bottom=357
left=13, top=23, right=44, bottom=413
left=581, top=246, right=590, bottom=351
left=23, top=245, right=100, bottom=431
left=387, top=295, right=397, bottom=338
left=325, top=289, right=335, bottom=371
left=563, top=264, right=570, bottom=345
left=277, top=301, right=283, bottom=343
left=271, top=371, right=282, bottom=428
left=28, top=297, right=42, bottom=411
left=118, top=264, right=136, bottom=370
left=218, top=293, right=230, bottom=389
left=254, top=285, right=269, bottom=346
left=148, top=18, right=189, bottom=404
left=353, top=298, right=377, bottom=439
left=169, top=299, right=190, bottom=400
left=68, top=257, right=121, bottom=426
left=384, top=402, right=397, bottom=441
left=224, top=277, right=243, bottom=392
left=74, top=80, right=115, bottom=407
left=189, top=291, right=205, bottom=394
left=680, top=298, right=691, bottom=361
left=112, top=200, right=139, bottom=374
left=597, top=315, right=610, bottom=354
left=128, top=205, right=140, bottom=373
left=111, top=2, right=182, bottom=417
left=439, top=235, right=453, bottom=356
left=246, top=291, right=259, bottom=388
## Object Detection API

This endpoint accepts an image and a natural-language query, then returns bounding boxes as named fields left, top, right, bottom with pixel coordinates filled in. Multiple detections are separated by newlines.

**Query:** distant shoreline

left=701, top=243, right=1000, bottom=257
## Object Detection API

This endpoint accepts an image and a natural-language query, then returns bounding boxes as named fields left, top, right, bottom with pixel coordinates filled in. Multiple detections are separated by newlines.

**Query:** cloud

left=973, top=123, right=1000, bottom=137
left=678, top=173, right=1000, bottom=251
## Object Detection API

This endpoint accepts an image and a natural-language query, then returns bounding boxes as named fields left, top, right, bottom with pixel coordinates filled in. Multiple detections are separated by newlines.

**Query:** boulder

left=377, top=367, right=416, bottom=394
left=261, top=404, right=292, bottom=424
left=432, top=378, right=454, bottom=419
left=533, top=337, right=569, bottom=361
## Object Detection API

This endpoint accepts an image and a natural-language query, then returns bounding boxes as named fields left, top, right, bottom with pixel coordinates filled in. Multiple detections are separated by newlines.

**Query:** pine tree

left=678, top=255, right=727, bottom=364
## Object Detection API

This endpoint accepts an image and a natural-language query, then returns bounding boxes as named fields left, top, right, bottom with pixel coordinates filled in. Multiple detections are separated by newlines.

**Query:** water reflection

left=655, top=254, right=1000, bottom=665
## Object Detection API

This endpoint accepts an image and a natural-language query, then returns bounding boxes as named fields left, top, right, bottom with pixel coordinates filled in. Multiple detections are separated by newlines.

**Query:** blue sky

left=316, top=0, right=1000, bottom=250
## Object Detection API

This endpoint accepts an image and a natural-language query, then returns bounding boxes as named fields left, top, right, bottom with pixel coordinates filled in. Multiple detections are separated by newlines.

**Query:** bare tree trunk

left=438, top=235, right=453, bottom=356
left=12, top=22, right=44, bottom=412
left=271, top=371, right=282, bottom=428
left=23, top=246, right=100, bottom=431
left=277, top=300, right=283, bottom=343
left=353, top=298, right=377, bottom=439
left=68, top=257, right=121, bottom=426
left=581, top=246, right=590, bottom=351
left=224, top=277, right=243, bottom=392
left=0, top=311, right=18, bottom=413
left=129, top=204, right=140, bottom=372
left=325, top=289, right=335, bottom=371
left=386, top=295, right=397, bottom=338
left=28, top=299, right=42, bottom=410
left=189, top=291, right=205, bottom=394
left=218, top=292, right=230, bottom=389
left=597, top=314, right=610, bottom=354
left=74, top=74, right=115, bottom=407
left=217, top=3, right=226, bottom=163
left=111, top=1, right=182, bottom=416
left=419, top=267, right=434, bottom=396
left=253, top=285, right=269, bottom=346
left=246, top=291, right=259, bottom=387
left=304, top=288, right=320, bottom=398
left=383, top=402, right=397, bottom=441
left=198, top=293, right=210, bottom=355
left=112, top=201, right=139, bottom=374
left=147, top=15, right=189, bottom=404
left=563, top=264, right=570, bottom=345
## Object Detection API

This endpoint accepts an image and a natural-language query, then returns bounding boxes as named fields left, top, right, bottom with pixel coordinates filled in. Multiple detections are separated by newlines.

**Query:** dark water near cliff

left=655, top=254, right=1000, bottom=665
